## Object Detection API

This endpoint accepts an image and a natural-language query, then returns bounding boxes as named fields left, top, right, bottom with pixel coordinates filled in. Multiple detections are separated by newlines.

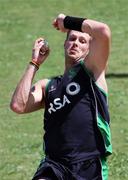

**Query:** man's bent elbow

left=10, top=101, right=25, bottom=114
left=100, top=24, right=111, bottom=40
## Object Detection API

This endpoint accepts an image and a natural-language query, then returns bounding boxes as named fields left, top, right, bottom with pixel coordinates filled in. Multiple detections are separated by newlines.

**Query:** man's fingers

left=52, top=19, right=58, bottom=27
left=39, top=40, right=49, bottom=57
left=52, top=19, right=60, bottom=30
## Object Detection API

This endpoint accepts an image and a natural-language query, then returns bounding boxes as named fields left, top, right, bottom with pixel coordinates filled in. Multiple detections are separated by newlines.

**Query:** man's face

left=64, top=30, right=91, bottom=63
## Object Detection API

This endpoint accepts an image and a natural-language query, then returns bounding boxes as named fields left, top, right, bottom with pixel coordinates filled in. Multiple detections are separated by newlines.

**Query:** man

left=10, top=14, right=112, bottom=180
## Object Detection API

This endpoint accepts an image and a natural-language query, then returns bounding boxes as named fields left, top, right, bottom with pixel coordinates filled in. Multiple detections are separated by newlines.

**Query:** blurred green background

left=0, top=0, right=128, bottom=179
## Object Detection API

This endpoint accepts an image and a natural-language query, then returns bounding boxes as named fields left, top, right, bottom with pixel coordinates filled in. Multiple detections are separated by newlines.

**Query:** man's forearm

left=82, top=19, right=111, bottom=39
left=10, top=64, right=37, bottom=113
left=63, top=15, right=111, bottom=39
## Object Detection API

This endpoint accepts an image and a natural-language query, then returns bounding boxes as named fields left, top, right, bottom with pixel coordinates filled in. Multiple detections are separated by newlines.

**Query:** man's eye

left=81, top=39, right=86, bottom=43
left=69, top=37, right=75, bottom=41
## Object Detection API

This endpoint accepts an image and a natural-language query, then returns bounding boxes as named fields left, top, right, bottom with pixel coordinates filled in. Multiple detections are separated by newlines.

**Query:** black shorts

left=32, top=157, right=108, bottom=180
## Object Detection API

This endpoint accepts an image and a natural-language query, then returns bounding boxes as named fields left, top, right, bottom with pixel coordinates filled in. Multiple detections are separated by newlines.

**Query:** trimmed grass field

left=0, top=0, right=128, bottom=179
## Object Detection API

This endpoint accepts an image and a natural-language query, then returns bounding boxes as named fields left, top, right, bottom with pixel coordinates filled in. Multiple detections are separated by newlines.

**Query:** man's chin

left=68, top=54, right=78, bottom=60
left=68, top=55, right=82, bottom=64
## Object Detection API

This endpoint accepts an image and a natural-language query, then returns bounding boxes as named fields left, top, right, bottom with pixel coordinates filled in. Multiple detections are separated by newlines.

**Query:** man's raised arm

left=10, top=38, right=50, bottom=114
left=53, top=14, right=111, bottom=75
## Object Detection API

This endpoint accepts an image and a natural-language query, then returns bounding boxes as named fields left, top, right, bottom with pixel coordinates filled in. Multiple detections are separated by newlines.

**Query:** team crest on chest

left=66, top=82, right=80, bottom=95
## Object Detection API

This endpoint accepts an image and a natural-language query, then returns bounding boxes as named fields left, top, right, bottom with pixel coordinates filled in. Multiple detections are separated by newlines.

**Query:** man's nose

left=73, top=39, right=78, bottom=46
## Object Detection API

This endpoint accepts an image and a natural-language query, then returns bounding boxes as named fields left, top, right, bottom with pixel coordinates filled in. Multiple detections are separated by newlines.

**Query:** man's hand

left=53, top=13, right=68, bottom=32
left=32, top=37, right=50, bottom=65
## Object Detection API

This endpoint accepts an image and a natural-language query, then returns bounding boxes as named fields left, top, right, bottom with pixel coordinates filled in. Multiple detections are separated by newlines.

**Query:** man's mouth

left=70, top=48, right=78, bottom=53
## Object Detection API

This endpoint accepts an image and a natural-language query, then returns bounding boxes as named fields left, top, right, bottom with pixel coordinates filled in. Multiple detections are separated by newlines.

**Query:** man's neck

left=64, top=57, right=83, bottom=72
left=65, top=61, right=72, bottom=72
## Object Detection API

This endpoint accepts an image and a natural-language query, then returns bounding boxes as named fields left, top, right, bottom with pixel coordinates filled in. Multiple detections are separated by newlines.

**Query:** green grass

left=0, top=0, right=128, bottom=179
